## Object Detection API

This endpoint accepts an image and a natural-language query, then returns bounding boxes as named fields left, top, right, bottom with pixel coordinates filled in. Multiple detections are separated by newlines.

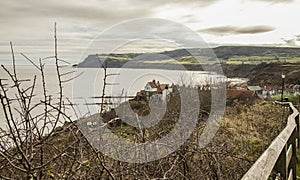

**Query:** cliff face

left=77, top=54, right=128, bottom=68
left=222, top=62, right=300, bottom=85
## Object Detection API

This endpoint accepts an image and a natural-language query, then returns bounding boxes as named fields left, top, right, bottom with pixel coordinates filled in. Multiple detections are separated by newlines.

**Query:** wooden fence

left=242, top=101, right=300, bottom=180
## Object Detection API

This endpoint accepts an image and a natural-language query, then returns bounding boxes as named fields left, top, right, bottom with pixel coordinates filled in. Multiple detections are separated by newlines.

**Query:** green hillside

left=77, top=46, right=300, bottom=68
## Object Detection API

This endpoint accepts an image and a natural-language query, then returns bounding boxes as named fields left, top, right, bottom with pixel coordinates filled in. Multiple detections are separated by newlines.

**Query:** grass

left=271, top=94, right=300, bottom=104
left=97, top=55, right=131, bottom=61
left=219, top=102, right=288, bottom=159
left=1, top=88, right=291, bottom=179
left=225, top=55, right=300, bottom=64
left=96, top=53, right=300, bottom=65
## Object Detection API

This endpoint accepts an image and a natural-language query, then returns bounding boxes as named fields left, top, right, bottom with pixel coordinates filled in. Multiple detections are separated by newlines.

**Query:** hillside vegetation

left=77, top=46, right=300, bottom=86
left=0, top=88, right=290, bottom=179
left=222, top=62, right=300, bottom=85
left=77, top=46, right=300, bottom=68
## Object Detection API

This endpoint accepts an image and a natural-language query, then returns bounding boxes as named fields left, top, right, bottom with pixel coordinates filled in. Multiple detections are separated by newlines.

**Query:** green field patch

left=143, top=59, right=177, bottom=64
left=224, top=55, right=300, bottom=65
left=97, top=55, right=131, bottom=61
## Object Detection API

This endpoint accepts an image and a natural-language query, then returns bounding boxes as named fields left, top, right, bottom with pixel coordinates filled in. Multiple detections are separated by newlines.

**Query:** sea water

left=0, top=65, right=231, bottom=129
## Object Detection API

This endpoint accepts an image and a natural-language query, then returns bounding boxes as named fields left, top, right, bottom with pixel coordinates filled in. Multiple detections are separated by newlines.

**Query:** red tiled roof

left=159, top=84, right=168, bottom=90
left=144, top=80, right=170, bottom=94
left=227, top=89, right=254, bottom=99
left=263, top=85, right=281, bottom=91
left=148, top=82, right=158, bottom=88
left=136, top=90, right=146, bottom=96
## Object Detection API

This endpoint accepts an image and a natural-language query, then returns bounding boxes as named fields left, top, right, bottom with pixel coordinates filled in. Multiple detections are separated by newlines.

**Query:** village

left=132, top=78, right=300, bottom=104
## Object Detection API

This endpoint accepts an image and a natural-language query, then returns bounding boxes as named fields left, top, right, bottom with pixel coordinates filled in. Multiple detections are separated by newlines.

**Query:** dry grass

left=0, top=91, right=290, bottom=179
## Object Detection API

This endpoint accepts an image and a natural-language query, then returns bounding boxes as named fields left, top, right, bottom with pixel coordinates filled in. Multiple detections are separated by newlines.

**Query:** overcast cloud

left=0, top=0, right=299, bottom=64
left=199, top=25, right=275, bottom=36
left=254, top=0, right=294, bottom=3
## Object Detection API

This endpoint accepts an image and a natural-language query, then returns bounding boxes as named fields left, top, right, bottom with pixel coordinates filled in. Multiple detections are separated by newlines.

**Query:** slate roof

left=247, top=86, right=262, bottom=91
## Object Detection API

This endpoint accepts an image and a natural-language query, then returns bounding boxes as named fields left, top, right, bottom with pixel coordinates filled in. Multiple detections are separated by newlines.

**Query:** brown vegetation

left=0, top=88, right=288, bottom=179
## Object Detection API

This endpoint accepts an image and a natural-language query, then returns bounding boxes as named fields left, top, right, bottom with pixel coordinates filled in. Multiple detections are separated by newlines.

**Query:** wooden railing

left=242, top=101, right=300, bottom=180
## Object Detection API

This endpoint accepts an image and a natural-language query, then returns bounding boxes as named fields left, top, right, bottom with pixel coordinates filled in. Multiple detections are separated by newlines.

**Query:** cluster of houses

left=134, top=78, right=300, bottom=102
left=223, top=77, right=300, bottom=99
left=242, top=84, right=300, bottom=99
left=135, top=80, right=173, bottom=102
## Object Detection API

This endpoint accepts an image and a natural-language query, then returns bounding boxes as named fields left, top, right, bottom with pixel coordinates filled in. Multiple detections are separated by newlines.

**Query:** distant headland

left=76, top=46, right=300, bottom=70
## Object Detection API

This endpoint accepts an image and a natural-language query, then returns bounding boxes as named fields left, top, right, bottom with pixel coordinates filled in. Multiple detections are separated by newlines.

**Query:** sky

left=0, top=0, right=300, bottom=64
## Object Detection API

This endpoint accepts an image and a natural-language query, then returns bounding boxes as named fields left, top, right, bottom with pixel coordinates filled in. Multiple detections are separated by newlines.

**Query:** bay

left=0, top=65, right=231, bottom=129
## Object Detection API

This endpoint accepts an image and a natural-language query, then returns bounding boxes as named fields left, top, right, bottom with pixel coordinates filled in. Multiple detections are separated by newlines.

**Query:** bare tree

left=0, top=23, right=115, bottom=179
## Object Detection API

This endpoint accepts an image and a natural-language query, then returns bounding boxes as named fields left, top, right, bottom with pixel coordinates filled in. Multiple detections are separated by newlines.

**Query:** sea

left=0, top=65, right=244, bottom=129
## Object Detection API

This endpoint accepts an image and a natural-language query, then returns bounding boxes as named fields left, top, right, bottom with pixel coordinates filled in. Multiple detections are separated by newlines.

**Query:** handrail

left=242, top=101, right=300, bottom=180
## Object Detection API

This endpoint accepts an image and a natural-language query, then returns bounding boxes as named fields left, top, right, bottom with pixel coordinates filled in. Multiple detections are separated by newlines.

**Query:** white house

left=136, top=80, right=172, bottom=101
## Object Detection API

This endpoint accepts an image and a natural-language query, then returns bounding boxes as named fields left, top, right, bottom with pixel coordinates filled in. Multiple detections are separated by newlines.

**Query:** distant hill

left=213, top=46, right=300, bottom=58
left=76, top=46, right=300, bottom=85
left=222, top=62, right=300, bottom=85
left=76, top=46, right=300, bottom=68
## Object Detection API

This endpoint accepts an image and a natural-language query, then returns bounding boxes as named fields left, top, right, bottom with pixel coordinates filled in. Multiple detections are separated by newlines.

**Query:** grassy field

left=221, top=55, right=300, bottom=64
left=97, top=54, right=131, bottom=61
left=271, top=94, right=300, bottom=104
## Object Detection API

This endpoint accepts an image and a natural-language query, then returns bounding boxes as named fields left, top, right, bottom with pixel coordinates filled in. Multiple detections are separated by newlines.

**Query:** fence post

left=288, top=129, right=297, bottom=180
left=243, top=102, right=300, bottom=179
left=274, top=145, right=287, bottom=179
left=296, top=113, right=300, bottom=149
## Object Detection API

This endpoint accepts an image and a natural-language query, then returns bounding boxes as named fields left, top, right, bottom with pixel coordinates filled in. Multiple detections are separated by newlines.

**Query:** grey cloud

left=0, top=0, right=218, bottom=23
left=180, top=14, right=201, bottom=24
left=129, top=0, right=219, bottom=7
left=253, top=0, right=294, bottom=3
left=0, top=0, right=155, bottom=45
left=280, top=35, right=300, bottom=46
left=281, top=38, right=296, bottom=46
left=0, top=0, right=220, bottom=40
left=199, top=25, right=275, bottom=36
left=0, top=0, right=153, bottom=27
left=0, top=0, right=219, bottom=64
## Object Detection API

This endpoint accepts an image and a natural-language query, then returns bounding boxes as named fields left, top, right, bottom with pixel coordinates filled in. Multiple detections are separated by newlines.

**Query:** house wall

left=144, top=83, right=157, bottom=92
